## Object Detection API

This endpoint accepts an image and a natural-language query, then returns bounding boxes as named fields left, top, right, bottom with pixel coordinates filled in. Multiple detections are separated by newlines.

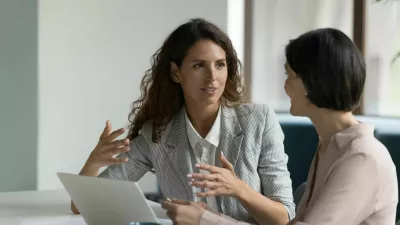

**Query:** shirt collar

left=333, top=122, right=375, bottom=149
left=184, top=107, right=221, bottom=149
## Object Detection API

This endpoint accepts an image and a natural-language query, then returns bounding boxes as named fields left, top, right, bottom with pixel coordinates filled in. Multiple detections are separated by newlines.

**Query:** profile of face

left=171, top=39, right=228, bottom=108
left=284, top=63, right=314, bottom=116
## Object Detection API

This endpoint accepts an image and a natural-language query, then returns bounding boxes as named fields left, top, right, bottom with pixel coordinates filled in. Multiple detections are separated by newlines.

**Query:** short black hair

left=285, top=28, right=366, bottom=112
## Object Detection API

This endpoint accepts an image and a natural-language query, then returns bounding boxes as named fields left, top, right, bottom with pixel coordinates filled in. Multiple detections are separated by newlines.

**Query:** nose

left=284, top=80, right=289, bottom=95
left=205, top=66, right=217, bottom=81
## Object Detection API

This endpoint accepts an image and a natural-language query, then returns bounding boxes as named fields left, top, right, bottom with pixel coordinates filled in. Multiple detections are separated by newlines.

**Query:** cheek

left=180, top=70, right=198, bottom=86
left=284, top=79, right=293, bottom=96
left=218, top=71, right=228, bottom=85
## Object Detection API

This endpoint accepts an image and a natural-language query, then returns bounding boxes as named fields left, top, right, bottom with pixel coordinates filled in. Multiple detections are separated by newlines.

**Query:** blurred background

left=0, top=0, right=399, bottom=195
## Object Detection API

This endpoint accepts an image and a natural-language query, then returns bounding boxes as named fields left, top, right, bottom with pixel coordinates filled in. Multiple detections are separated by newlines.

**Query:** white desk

left=0, top=189, right=85, bottom=225
left=0, top=189, right=169, bottom=225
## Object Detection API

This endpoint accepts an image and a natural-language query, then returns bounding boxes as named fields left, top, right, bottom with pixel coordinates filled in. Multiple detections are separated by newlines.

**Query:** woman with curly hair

left=71, top=18, right=295, bottom=225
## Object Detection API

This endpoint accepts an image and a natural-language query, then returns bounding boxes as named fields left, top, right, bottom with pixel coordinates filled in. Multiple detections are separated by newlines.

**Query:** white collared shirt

left=184, top=107, right=221, bottom=212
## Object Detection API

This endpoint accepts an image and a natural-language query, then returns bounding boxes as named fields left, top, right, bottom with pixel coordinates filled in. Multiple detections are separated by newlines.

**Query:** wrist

left=79, top=162, right=99, bottom=176
left=235, top=180, right=251, bottom=201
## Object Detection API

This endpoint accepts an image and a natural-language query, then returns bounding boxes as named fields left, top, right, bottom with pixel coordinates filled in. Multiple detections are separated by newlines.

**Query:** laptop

left=57, top=172, right=171, bottom=225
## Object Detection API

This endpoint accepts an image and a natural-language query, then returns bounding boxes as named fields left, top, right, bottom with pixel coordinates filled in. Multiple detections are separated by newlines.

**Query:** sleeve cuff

left=284, top=204, right=296, bottom=220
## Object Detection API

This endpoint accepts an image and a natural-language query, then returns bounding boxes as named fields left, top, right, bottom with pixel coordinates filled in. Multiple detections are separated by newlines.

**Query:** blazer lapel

left=165, top=108, right=197, bottom=201
left=218, top=106, right=244, bottom=168
left=217, top=106, right=244, bottom=214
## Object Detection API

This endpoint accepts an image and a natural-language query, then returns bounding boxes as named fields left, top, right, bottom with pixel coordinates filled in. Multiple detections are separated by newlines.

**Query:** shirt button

left=203, top=158, right=208, bottom=162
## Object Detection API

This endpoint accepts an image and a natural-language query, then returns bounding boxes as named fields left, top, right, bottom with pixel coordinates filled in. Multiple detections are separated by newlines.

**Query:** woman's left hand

left=188, top=154, right=246, bottom=198
left=162, top=199, right=206, bottom=225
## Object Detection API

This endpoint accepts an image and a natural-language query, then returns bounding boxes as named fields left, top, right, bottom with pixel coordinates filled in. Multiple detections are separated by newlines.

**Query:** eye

left=193, top=63, right=204, bottom=69
left=216, top=62, right=226, bottom=69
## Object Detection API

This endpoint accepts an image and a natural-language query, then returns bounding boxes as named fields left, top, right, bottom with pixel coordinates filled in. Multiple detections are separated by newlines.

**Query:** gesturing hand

left=188, top=154, right=246, bottom=198
left=86, top=120, right=130, bottom=170
left=162, top=199, right=206, bottom=225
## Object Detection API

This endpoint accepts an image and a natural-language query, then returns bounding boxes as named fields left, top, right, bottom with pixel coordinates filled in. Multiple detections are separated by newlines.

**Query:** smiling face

left=171, top=39, right=228, bottom=108
left=284, top=63, right=315, bottom=116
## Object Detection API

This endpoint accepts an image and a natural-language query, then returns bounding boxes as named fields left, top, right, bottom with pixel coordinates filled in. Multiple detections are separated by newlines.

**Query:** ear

left=170, top=62, right=181, bottom=83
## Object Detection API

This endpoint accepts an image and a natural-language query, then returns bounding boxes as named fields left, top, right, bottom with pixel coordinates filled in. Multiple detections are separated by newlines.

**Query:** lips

left=201, top=87, right=217, bottom=93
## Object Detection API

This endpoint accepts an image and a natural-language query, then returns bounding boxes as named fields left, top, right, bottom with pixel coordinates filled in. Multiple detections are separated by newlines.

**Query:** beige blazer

left=199, top=123, right=398, bottom=225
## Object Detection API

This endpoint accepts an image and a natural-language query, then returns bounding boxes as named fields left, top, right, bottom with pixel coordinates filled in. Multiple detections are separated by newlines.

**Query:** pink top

left=199, top=123, right=398, bottom=225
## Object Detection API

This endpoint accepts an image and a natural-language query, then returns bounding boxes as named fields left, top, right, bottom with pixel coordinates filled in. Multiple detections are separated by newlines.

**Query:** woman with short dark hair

left=283, top=27, right=397, bottom=225
left=285, top=28, right=365, bottom=113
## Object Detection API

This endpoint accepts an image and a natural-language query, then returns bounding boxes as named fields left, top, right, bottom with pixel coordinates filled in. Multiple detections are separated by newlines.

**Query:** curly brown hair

left=127, top=18, right=244, bottom=142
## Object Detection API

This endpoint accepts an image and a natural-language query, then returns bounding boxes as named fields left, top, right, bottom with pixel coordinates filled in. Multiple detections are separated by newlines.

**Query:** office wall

left=0, top=0, right=38, bottom=192
left=38, top=0, right=228, bottom=191
left=249, top=0, right=353, bottom=110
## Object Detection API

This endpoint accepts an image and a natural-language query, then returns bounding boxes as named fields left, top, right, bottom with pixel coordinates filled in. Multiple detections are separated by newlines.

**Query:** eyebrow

left=191, top=58, right=226, bottom=63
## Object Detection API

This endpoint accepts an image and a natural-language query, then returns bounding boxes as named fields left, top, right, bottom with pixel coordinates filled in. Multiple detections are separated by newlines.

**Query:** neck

left=185, top=101, right=220, bottom=138
left=308, top=109, right=359, bottom=145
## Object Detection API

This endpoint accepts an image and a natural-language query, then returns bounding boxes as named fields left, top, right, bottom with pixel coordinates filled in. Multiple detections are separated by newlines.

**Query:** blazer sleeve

left=98, top=133, right=153, bottom=181
left=258, top=106, right=296, bottom=220
left=300, top=152, right=378, bottom=225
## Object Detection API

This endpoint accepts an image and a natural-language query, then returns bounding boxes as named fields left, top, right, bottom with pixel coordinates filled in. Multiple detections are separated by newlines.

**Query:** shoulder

left=334, top=134, right=398, bottom=204
left=133, top=121, right=155, bottom=144
left=347, top=135, right=394, bottom=169
left=226, top=103, right=277, bottom=121
left=336, top=133, right=397, bottom=187
left=136, top=116, right=178, bottom=144
left=224, top=104, right=283, bottom=140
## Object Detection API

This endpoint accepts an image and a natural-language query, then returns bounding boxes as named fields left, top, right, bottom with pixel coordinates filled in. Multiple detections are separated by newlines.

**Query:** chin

left=289, top=107, right=298, bottom=116
left=205, top=95, right=222, bottom=104
left=199, top=97, right=220, bottom=107
left=289, top=105, right=306, bottom=117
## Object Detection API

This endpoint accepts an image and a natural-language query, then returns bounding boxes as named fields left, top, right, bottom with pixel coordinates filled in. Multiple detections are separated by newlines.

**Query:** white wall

left=364, top=1, right=400, bottom=115
left=38, top=0, right=228, bottom=191
left=227, top=0, right=245, bottom=63
left=0, top=0, right=38, bottom=192
left=249, top=0, right=353, bottom=110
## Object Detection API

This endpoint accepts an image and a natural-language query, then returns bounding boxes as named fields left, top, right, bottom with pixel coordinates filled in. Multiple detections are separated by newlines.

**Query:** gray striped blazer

left=99, top=104, right=295, bottom=222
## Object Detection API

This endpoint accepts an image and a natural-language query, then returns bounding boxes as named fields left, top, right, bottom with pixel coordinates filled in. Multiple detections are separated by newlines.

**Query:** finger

left=102, top=128, right=126, bottom=143
left=171, top=199, right=191, bottom=205
left=107, top=146, right=130, bottom=156
left=162, top=200, right=174, bottom=210
left=220, top=154, right=234, bottom=172
left=188, top=173, right=218, bottom=182
left=166, top=211, right=175, bottom=220
left=195, top=190, right=219, bottom=198
left=102, top=139, right=130, bottom=151
left=100, top=120, right=112, bottom=139
left=198, top=202, right=209, bottom=209
left=195, top=163, right=223, bottom=173
left=190, top=181, right=220, bottom=189
left=107, top=157, right=128, bottom=165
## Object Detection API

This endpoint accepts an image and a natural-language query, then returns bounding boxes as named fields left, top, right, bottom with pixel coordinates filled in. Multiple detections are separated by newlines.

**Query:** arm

left=71, top=132, right=152, bottom=214
left=237, top=107, right=294, bottom=225
left=190, top=107, right=295, bottom=225
left=299, top=153, right=377, bottom=224
left=235, top=182, right=291, bottom=225
left=97, top=133, right=153, bottom=181
left=200, top=211, right=256, bottom=225
left=162, top=200, right=256, bottom=225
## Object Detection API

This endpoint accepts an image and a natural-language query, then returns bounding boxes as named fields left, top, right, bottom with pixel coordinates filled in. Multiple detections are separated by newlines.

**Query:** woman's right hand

left=80, top=120, right=130, bottom=176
